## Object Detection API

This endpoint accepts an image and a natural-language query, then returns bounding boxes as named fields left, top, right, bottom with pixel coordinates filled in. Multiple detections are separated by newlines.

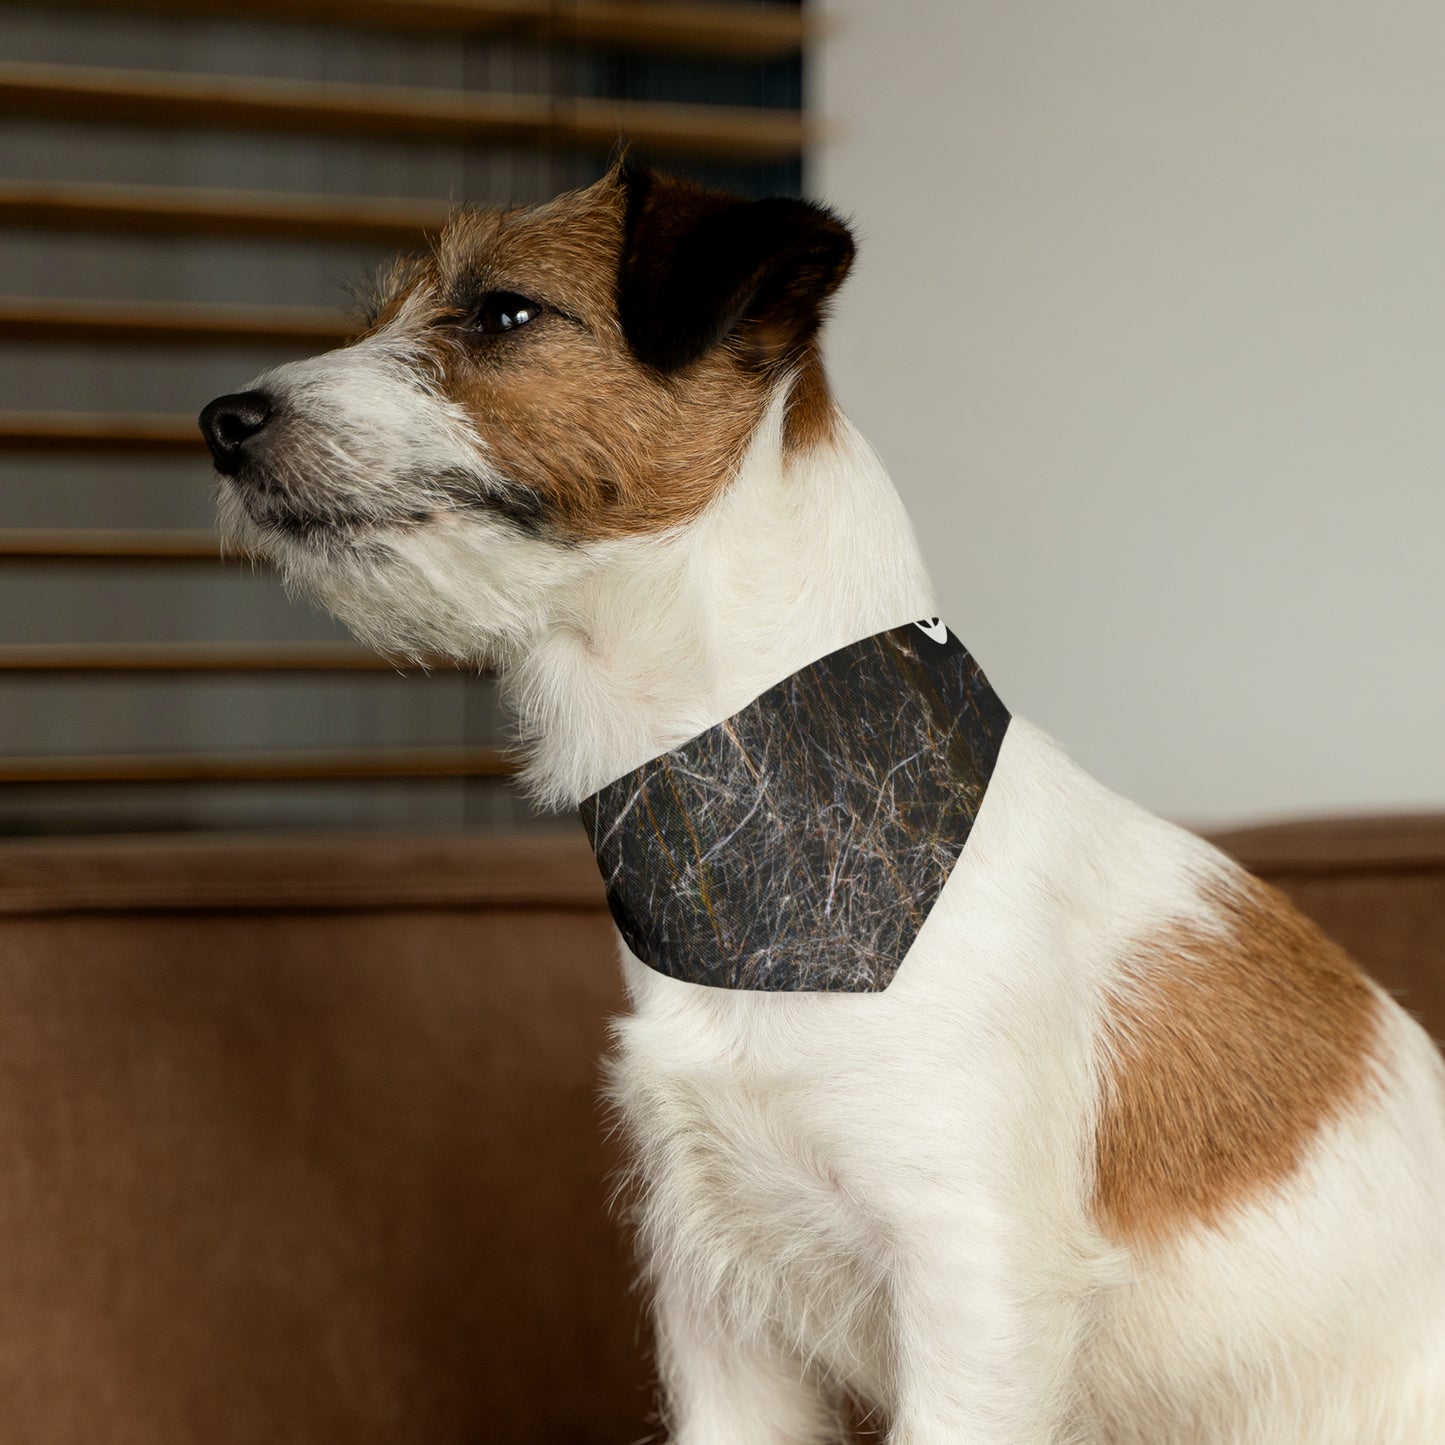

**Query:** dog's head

left=200, top=163, right=854, bottom=662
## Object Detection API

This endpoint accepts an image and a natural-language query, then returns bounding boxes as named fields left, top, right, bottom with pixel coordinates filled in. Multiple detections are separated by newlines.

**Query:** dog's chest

left=612, top=986, right=892, bottom=1387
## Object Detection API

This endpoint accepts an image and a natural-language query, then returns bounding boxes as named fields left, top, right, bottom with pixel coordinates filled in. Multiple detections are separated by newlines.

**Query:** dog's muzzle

left=199, top=390, right=274, bottom=476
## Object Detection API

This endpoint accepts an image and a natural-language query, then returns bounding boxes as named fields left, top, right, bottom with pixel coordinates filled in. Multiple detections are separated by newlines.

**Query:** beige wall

left=814, top=2, right=1445, bottom=826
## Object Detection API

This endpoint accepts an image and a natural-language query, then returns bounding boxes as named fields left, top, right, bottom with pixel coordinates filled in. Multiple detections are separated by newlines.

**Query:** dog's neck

left=502, top=395, right=938, bottom=809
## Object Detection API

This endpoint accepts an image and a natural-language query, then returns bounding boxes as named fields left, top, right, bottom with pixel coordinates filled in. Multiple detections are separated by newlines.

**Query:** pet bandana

left=579, top=620, right=1010, bottom=992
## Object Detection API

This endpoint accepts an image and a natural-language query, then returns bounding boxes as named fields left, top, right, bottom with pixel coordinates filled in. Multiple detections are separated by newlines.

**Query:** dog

left=200, top=162, right=1445, bottom=1444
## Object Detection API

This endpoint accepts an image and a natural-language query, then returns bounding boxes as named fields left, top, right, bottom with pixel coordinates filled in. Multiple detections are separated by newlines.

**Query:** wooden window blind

left=0, top=0, right=809, bottom=835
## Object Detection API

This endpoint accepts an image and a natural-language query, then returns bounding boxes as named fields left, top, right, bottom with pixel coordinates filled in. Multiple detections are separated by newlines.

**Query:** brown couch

left=0, top=817, right=1440, bottom=1443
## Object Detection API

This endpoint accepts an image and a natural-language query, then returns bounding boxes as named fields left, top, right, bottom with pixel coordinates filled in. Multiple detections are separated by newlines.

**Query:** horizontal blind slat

left=0, top=643, right=440, bottom=672
left=0, top=62, right=812, bottom=161
left=0, top=180, right=448, bottom=244
left=0, top=0, right=810, bottom=58
left=0, top=412, right=202, bottom=451
left=0, top=297, right=353, bottom=347
left=0, top=529, right=228, bottom=560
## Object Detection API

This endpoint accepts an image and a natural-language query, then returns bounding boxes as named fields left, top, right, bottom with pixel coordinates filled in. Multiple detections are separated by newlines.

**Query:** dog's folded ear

left=617, top=162, right=855, bottom=375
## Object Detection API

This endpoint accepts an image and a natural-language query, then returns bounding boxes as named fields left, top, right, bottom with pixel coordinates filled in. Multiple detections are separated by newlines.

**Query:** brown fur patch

left=437, top=184, right=768, bottom=539
left=1093, top=873, right=1382, bottom=1247
left=782, top=343, right=840, bottom=454
left=366, top=172, right=842, bottom=542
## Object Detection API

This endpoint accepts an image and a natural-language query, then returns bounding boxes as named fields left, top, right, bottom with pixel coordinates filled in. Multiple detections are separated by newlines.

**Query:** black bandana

left=579, top=621, right=1010, bottom=992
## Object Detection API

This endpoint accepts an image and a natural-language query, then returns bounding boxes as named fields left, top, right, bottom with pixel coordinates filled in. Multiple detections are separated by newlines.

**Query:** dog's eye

left=472, top=291, right=543, bottom=334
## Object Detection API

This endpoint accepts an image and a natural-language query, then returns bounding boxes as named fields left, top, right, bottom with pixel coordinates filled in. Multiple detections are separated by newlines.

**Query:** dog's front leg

left=653, top=1275, right=845, bottom=1445
left=883, top=1220, right=1093, bottom=1445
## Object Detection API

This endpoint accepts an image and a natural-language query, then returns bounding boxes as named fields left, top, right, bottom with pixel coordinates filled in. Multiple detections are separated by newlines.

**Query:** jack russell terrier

left=200, top=162, right=1445, bottom=1444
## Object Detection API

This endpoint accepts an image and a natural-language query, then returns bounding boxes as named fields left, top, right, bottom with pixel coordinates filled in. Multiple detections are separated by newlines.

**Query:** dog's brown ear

left=617, top=162, right=855, bottom=374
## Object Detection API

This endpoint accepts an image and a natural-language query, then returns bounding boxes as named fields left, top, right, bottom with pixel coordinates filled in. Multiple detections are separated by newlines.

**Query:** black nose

left=199, top=390, right=272, bottom=475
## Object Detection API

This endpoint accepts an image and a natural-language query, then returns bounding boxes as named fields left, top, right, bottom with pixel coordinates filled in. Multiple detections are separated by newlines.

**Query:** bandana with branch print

left=579, top=620, right=1010, bottom=992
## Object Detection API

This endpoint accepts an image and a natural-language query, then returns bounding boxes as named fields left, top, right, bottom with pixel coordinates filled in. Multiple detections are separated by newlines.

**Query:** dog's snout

left=199, top=390, right=273, bottom=475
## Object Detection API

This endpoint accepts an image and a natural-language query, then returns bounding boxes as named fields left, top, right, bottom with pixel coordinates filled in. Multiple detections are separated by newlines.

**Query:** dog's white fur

left=214, top=202, right=1445, bottom=1444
